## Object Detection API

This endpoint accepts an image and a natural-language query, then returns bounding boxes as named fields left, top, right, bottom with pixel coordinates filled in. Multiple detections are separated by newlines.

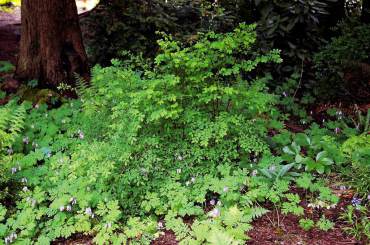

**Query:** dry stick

left=293, top=58, right=305, bottom=99
left=256, top=202, right=275, bottom=226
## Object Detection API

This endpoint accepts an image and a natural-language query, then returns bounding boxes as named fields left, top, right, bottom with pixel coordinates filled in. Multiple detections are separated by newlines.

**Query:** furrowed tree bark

left=15, top=0, right=89, bottom=88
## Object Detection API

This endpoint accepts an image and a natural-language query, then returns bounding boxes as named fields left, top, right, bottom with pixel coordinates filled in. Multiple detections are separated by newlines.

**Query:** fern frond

left=74, top=73, right=91, bottom=99
left=9, top=103, right=26, bottom=139
left=244, top=206, right=269, bottom=222
left=0, top=107, right=10, bottom=132
left=0, top=103, right=26, bottom=150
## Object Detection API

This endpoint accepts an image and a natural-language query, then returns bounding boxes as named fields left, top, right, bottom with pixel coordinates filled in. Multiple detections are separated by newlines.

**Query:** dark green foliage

left=250, top=0, right=336, bottom=85
left=314, top=19, right=370, bottom=101
left=81, top=0, right=237, bottom=64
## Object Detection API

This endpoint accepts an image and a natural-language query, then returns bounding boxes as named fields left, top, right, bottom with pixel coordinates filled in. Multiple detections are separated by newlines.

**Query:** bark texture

left=15, top=0, right=89, bottom=87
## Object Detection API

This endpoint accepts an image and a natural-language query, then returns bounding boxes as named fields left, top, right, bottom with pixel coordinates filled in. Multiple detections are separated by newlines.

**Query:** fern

left=74, top=73, right=91, bottom=99
left=0, top=103, right=26, bottom=150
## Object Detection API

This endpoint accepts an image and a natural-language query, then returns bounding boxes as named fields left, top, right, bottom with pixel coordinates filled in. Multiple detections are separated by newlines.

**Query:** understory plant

left=0, top=23, right=285, bottom=244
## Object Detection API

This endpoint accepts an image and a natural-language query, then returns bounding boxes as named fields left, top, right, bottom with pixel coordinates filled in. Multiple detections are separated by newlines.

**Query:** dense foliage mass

left=1, top=22, right=369, bottom=244
left=0, top=0, right=369, bottom=244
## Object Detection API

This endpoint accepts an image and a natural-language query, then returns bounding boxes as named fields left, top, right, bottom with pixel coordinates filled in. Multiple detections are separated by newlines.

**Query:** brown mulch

left=247, top=186, right=366, bottom=245
left=152, top=230, right=178, bottom=245
left=247, top=213, right=361, bottom=245
left=52, top=234, right=93, bottom=245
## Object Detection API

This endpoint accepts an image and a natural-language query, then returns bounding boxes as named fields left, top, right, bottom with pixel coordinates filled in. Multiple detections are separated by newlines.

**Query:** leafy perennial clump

left=0, top=23, right=284, bottom=244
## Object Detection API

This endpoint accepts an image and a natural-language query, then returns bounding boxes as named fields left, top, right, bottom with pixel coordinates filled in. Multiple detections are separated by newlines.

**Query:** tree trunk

left=15, top=0, right=89, bottom=88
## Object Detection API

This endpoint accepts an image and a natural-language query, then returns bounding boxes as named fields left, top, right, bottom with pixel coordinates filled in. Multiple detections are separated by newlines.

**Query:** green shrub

left=341, top=134, right=370, bottom=197
left=0, top=24, right=283, bottom=244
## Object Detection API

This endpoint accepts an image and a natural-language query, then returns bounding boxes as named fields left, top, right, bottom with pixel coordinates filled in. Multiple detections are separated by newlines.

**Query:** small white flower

left=177, top=155, right=183, bottom=161
left=217, top=201, right=222, bottom=206
left=70, top=197, right=77, bottom=205
left=176, top=168, right=182, bottom=174
left=59, top=206, right=65, bottom=212
left=9, top=233, right=16, bottom=240
left=22, top=186, right=28, bottom=192
left=191, top=177, right=196, bottom=183
left=85, top=207, right=93, bottom=216
left=61, top=119, right=66, bottom=124
left=157, top=221, right=164, bottom=229
left=104, top=222, right=112, bottom=229
left=34, top=104, right=39, bottom=109
left=185, top=181, right=190, bottom=186
left=11, top=167, right=17, bottom=174
left=282, top=91, right=287, bottom=97
left=210, top=199, right=216, bottom=206
left=209, top=208, right=220, bottom=218
left=66, top=205, right=72, bottom=211
left=23, top=137, right=29, bottom=144
left=223, top=186, right=229, bottom=192
left=7, top=148, right=13, bottom=155
left=251, top=170, right=258, bottom=176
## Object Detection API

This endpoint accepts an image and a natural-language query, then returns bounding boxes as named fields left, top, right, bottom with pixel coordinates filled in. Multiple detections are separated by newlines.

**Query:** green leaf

left=295, top=154, right=303, bottom=163
left=316, top=151, right=327, bottom=161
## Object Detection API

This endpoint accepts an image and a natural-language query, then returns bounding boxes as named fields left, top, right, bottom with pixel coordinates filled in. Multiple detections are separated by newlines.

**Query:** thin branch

left=293, top=58, right=304, bottom=98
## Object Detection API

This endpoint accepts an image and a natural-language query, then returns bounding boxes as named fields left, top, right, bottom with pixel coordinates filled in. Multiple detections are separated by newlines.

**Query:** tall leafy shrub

left=0, top=24, right=282, bottom=244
